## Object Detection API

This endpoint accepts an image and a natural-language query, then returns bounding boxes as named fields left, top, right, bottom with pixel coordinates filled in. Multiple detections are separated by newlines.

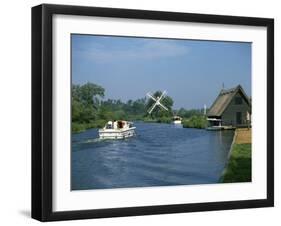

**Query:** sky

left=72, top=34, right=251, bottom=109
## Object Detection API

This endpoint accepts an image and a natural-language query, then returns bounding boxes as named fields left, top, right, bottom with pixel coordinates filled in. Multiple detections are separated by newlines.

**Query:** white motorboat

left=172, top=116, right=182, bottom=124
left=206, top=118, right=223, bottom=131
left=99, top=120, right=136, bottom=139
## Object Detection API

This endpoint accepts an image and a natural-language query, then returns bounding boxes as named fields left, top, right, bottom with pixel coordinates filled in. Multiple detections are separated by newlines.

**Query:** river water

left=71, top=122, right=234, bottom=190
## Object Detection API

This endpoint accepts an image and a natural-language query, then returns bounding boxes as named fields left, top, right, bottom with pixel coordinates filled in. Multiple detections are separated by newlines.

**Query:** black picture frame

left=32, top=4, right=274, bottom=222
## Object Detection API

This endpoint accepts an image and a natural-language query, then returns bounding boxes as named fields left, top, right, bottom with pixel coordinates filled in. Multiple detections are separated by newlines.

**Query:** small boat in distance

left=172, top=116, right=182, bottom=124
left=99, top=120, right=136, bottom=139
left=206, top=118, right=235, bottom=131
left=206, top=118, right=223, bottom=131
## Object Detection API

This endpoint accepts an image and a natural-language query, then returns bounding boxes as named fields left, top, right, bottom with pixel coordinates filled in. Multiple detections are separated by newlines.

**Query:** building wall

left=221, top=91, right=251, bottom=126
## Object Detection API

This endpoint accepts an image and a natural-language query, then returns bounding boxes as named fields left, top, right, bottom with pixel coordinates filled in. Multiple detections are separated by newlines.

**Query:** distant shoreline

left=72, top=116, right=207, bottom=134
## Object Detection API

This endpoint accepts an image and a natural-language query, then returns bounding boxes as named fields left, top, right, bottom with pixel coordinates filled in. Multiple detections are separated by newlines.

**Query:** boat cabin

left=172, top=116, right=182, bottom=124
left=99, top=120, right=136, bottom=139
left=105, top=120, right=133, bottom=130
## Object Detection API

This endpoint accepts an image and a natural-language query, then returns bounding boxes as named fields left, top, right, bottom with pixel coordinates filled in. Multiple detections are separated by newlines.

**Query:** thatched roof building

left=207, top=85, right=251, bottom=127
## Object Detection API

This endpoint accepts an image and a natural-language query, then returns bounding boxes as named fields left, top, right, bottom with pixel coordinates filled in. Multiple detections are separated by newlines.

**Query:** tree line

left=72, top=82, right=206, bottom=132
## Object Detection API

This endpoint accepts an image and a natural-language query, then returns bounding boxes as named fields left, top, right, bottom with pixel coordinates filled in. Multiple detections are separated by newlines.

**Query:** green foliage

left=156, top=117, right=172, bottom=123
left=72, top=83, right=104, bottom=124
left=72, top=83, right=105, bottom=132
left=72, top=120, right=107, bottom=133
left=72, top=82, right=208, bottom=132
left=72, top=82, right=151, bottom=132
left=72, top=99, right=84, bottom=122
left=72, top=83, right=105, bottom=106
left=72, top=122, right=86, bottom=133
left=142, top=116, right=172, bottom=124
left=176, top=108, right=205, bottom=118
left=221, top=144, right=252, bottom=183
left=142, top=117, right=158, bottom=123
left=182, top=116, right=207, bottom=129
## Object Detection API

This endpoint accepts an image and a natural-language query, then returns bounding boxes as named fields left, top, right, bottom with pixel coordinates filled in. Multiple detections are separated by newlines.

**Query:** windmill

left=146, top=90, right=169, bottom=114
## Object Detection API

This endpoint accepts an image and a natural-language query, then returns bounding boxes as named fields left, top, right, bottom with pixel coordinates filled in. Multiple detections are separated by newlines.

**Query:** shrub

left=72, top=119, right=107, bottom=133
left=156, top=117, right=172, bottom=123
left=72, top=122, right=87, bottom=133
left=182, top=116, right=207, bottom=129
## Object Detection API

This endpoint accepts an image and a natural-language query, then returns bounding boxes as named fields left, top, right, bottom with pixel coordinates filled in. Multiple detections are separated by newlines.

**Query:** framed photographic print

left=32, top=4, right=274, bottom=221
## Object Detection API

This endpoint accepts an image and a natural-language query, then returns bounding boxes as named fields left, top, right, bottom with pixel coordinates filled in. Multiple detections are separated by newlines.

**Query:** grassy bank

left=72, top=115, right=206, bottom=133
left=143, top=117, right=172, bottom=124
left=221, top=143, right=251, bottom=182
left=72, top=117, right=173, bottom=133
left=182, top=116, right=207, bottom=129
left=220, top=128, right=252, bottom=183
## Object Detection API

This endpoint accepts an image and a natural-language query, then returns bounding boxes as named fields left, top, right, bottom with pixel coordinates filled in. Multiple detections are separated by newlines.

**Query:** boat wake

left=79, top=138, right=101, bottom=144
left=80, top=137, right=127, bottom=144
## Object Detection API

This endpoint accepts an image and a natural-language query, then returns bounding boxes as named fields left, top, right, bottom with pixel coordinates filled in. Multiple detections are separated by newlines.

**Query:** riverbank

left=73, top=116, right=208, bottom=133
left=182, top=116, right=207, bottom=129
left=72, top=120, right=106, bottom=133
left=72, top=117, right=174, bottom=133
left=220, top=128, right=252, bottom=183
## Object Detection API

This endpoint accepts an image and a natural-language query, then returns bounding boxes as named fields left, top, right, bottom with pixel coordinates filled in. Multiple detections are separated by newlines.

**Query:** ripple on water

left=71, top=122, right=234, bottom=190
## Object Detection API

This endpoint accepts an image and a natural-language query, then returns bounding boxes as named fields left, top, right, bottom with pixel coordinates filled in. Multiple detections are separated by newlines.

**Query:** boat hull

left=99, top=127, right=136, bottom=139
left=173, top=120, right=182, bottom=124
left=206, top=126, right=235, bottom=131
left=206, top=126, right=222, bottom=131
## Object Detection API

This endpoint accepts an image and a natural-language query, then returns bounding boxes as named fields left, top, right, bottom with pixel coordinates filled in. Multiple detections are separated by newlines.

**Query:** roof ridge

left=220, top=85, right=240, bottom=95
left=207, top=84, right=248, bottom=117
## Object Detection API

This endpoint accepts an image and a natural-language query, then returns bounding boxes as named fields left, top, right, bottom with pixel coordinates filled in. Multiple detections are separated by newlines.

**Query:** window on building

left=235, top=97, right=243, bottom=105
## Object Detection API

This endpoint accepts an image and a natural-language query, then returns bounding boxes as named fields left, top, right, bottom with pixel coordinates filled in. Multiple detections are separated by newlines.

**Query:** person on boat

left=118, top=120, right=124, bottom=129
left=106, top=121, right=113, bottom=129
left=113, top=120, right=118, bottom=130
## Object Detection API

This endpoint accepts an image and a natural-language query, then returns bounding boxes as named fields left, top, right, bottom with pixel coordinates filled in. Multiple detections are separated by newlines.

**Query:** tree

left=72, top=82, right=105, bottom=106
left=72, top=99, right=83, bottom=122
left=131, top=98, right=146, bottom=115
left=177, top=108, right=204, bottom=118
left=72, top=83, right=105, bottom=123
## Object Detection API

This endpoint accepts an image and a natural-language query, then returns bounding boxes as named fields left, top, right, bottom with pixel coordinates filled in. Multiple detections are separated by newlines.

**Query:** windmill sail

left=158, top=102, right=168, bottom=111
left=148, top=103, right=157, bottom=114
left=146, top=90, right=168, bottom=114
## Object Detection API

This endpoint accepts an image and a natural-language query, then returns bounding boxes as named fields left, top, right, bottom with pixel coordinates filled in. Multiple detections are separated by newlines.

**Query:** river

left=71, top=122, right=234, bottom=190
